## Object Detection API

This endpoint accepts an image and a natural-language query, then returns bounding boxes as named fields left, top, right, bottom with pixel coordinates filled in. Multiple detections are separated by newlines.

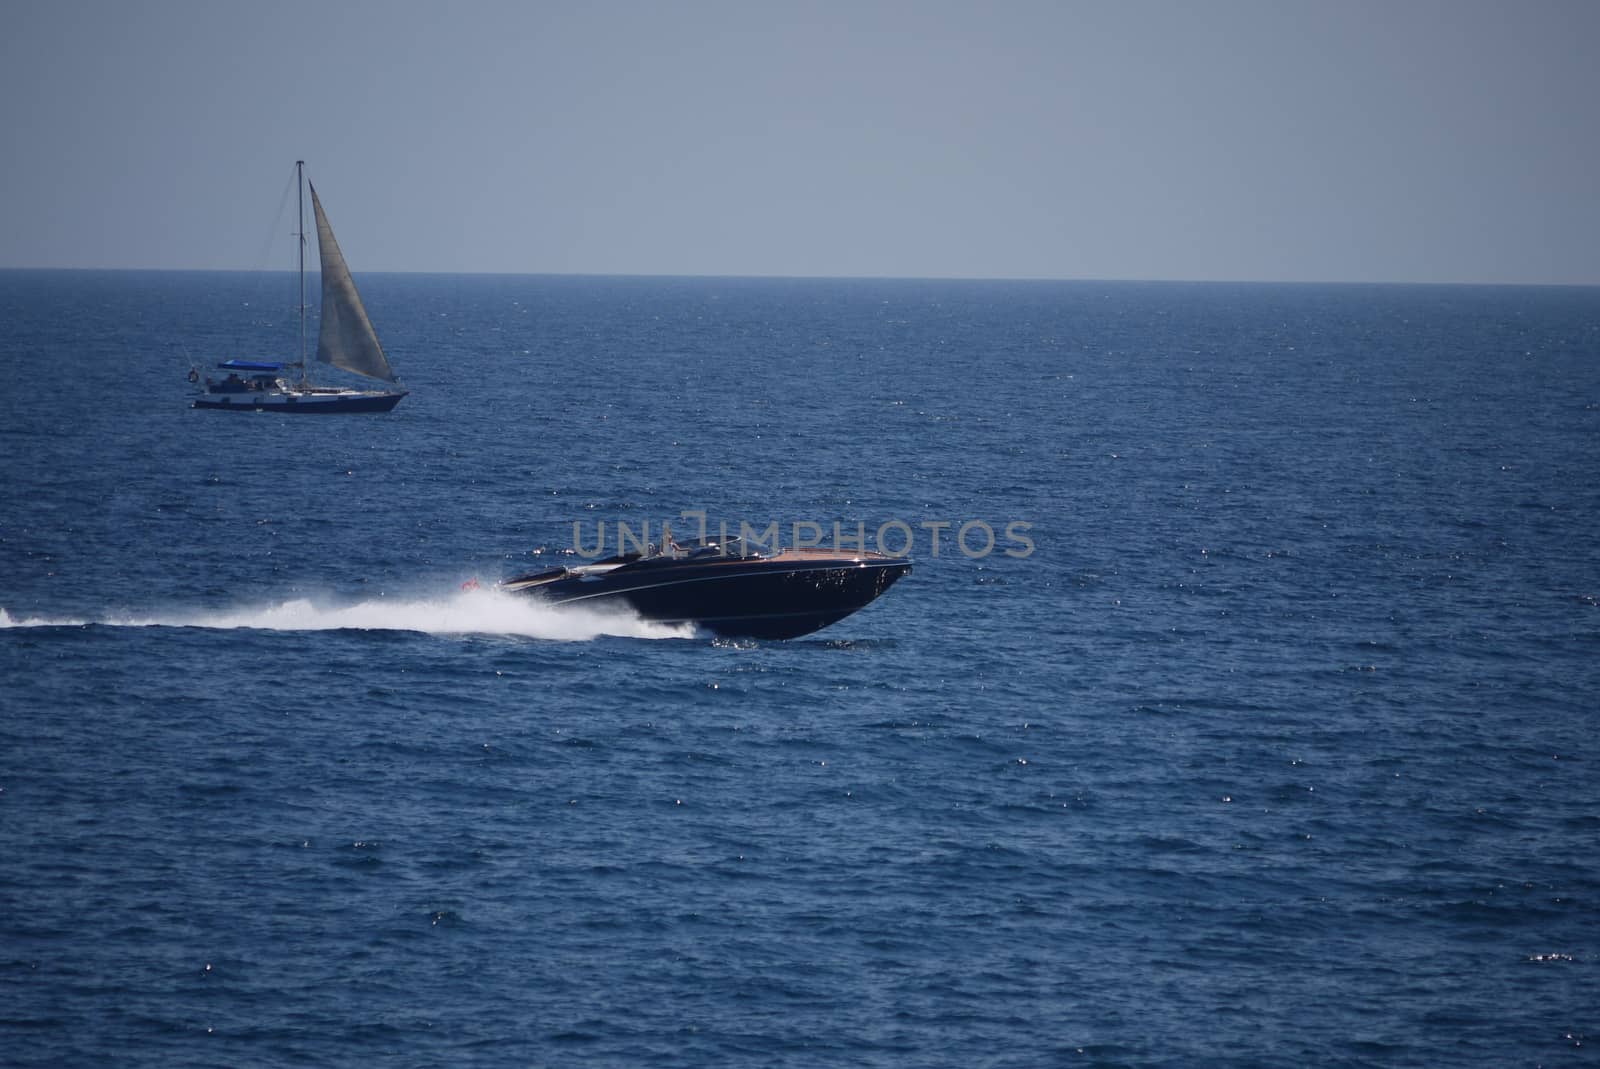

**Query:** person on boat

left=657, top=532, right=682, bottom=559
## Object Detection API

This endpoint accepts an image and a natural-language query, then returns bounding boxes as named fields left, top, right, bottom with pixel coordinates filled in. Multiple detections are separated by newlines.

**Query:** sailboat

left=192, top=161, right=407, bottom=413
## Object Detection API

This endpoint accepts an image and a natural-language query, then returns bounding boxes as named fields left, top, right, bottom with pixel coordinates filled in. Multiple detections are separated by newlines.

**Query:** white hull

left=193, top=385, right=405, bottom=412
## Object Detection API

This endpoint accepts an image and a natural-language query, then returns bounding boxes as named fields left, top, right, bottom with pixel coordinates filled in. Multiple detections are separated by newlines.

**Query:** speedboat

left=501, top=535, right=911, bottom=640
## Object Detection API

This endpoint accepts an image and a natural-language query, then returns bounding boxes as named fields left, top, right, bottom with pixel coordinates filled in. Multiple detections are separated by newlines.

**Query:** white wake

left=0, top=586, right=693, bottom=642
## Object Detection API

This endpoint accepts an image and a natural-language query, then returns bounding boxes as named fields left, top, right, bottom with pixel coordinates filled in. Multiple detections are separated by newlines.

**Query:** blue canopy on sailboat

left=216, top=360, right=284, bottom=372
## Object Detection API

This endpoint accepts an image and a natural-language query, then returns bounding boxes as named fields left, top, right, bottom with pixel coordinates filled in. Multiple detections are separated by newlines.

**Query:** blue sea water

left=1, top=270, right=1597, bottom=1067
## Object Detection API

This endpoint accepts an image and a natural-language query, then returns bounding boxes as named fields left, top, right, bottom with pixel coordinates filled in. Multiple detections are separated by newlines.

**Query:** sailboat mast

left=296, top=160, right=306, bottom=380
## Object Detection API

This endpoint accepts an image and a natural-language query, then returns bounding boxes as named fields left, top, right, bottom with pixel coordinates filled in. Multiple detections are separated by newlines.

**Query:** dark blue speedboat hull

left=504, top=548, right=911, bottom=640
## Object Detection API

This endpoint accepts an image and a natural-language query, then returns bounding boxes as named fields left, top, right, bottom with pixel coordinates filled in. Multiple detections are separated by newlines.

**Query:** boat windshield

left=653, top=535, right=767, bottom=560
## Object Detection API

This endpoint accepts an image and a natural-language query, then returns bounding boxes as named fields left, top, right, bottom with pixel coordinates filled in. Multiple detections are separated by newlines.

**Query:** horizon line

left=1, top=266, right=1596, bottom=290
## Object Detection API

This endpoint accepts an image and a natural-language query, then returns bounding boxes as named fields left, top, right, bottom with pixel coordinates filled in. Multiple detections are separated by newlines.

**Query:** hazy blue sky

left=2, top=0, right=1595, bottom=283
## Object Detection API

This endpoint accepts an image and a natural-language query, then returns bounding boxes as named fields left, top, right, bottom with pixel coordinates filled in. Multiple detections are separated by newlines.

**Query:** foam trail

left=0, top=587, right=693, bottom=642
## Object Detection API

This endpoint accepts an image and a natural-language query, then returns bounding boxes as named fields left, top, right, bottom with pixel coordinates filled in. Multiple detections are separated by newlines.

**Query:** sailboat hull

left=193, top=389, right=406, bottom=413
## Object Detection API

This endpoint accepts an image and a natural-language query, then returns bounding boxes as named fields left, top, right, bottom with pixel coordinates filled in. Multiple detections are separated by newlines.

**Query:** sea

left=1, top=270, right=1596, bottom=1067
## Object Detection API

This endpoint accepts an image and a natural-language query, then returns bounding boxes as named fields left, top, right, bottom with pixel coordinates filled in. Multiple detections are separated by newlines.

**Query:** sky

left=1, top=0, right=1596, bottom=284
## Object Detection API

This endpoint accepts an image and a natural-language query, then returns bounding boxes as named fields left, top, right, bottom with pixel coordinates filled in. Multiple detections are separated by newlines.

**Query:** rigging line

left=249, top=164, right=298, bottom=275
left=241, top=164, right=301, bottom=333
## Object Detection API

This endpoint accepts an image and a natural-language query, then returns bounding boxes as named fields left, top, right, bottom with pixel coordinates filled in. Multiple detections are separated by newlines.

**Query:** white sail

left=310, top=183, right=396, bottom=383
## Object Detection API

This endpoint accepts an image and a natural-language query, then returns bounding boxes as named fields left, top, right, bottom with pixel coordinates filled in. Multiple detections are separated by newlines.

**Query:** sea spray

left=0, top=586, right=692, bottom=642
